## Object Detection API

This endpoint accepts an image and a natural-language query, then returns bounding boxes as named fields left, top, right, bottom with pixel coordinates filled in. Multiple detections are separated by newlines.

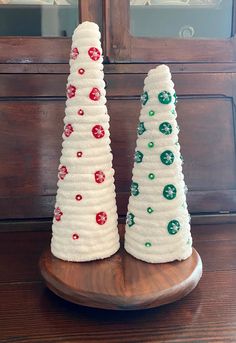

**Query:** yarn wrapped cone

left=51, top=21, right=120, bottom=262
left=125, top=64, right=192, bottom=263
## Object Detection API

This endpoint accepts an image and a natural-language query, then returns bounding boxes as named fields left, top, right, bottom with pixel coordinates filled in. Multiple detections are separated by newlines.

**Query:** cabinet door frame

left=105, top=0, right=236, bottom=63
left=0, top=0, right=102, bottom=63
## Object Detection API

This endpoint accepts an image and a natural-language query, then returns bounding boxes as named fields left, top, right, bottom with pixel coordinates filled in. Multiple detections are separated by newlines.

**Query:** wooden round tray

left=39, top=247, right=202, bottom=310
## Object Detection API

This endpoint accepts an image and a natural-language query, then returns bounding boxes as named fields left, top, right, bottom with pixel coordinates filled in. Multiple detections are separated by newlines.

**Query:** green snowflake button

left=134, top=150, right=144, bottom=163
left=131, top=182, right=139, bottom=196
left=159, top=122, right=172, bottom=135
left=160, top=150, right=175, bottom=165
left=163, top=184, right=177, bottom=200
left=140, top=91, right=149, bottom=105
left=174, top=93, right=178, bottom=105
left=167, top=220, right=180, bottom=235
left=158, top=91, right=172, bottom=105
left=137, top=122, right=146, bottom=135
left=127, top=213, right=135, bottom=227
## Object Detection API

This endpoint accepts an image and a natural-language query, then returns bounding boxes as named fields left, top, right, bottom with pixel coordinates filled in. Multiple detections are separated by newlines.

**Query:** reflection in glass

left=0, top=0, right=78, bottom=36
left=130, top=0, right=233, bottom=39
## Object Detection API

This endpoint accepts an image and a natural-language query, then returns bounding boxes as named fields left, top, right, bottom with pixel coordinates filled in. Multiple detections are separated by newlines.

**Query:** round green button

left=147, top=207, right=154, bottom=214
left=148, top=142, right=154, bottom=148
left=167, top=220, right=180, bottom=235
left=163, top=184, right=177, bottom=200
left=145, top=242, right=152, bottom=247
left=159, top=122, right=172, bottom=135
left=149, top=110, right=155, bottom=117
left=160, top=150, right=175, bottom=165
left=148, top=173, right=155, bottom=180
left=158, top=91, right=172, bottom=105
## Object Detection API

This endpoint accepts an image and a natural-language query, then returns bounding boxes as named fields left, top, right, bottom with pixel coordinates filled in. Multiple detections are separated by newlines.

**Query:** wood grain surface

left=1, top=87, right=236, bottom=220
left=39, top=248, right=202, bottom=311
left=0, top=224, right=236, bottom=342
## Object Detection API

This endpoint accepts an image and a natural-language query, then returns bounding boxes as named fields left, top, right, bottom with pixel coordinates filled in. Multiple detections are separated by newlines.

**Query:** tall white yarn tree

left=51, top=21, right=119, bottom=262
left=125, top=65, right=192, bottom=263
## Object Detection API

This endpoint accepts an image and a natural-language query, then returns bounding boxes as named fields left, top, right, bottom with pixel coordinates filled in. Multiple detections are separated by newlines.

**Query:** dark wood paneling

left=0, top=73, right=235, bottom=100
left=105, top=0, right=236, bottom=63
left=2, top=63, right=236, bottom=74
left=0, top=101, right=63, bottom=197
left=0, top=91, right=235, bottom=219
left=0, top=37, right=71, bottom=64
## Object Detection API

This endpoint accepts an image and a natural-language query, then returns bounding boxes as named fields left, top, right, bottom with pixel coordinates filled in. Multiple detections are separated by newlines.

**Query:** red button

left=75, top=194, right=82, bottom=201
left=72, top=233, right=79, bottom=240
left=78, top=109, right=84, bottom=116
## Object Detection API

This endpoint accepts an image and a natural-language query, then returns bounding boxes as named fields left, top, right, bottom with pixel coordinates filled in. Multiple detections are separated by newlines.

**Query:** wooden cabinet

left=105, top=0, right=236, bottom=63
left=0, top=0, right=235, bottom=225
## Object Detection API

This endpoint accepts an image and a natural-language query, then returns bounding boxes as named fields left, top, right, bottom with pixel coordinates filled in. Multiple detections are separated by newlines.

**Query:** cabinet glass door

left=130, top=0, right=233, bottom=39
left=0, top=0, right=78, bottom=36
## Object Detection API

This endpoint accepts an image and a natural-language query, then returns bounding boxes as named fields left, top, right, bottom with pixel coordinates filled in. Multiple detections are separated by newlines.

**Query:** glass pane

left=0, top=0, right=78, bottom=36
left=130, top=0, right=233, bottom=39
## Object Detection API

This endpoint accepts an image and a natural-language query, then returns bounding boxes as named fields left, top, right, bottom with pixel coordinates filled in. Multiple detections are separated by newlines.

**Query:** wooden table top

left=1, top=223, right=236, bottom=343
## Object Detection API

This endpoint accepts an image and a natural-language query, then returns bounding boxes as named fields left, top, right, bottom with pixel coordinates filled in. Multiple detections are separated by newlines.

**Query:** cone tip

left=73, top=21, right=100, bottom=37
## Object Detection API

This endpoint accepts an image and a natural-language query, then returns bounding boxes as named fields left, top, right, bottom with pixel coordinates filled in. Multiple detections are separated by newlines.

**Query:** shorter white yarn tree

left=51, top=21, right=119, bottom=262
left=125, top=65, right=192, bottom=263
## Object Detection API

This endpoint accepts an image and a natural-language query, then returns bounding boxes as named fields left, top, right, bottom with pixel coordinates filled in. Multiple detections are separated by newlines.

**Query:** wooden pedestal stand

left=39, top=247, right=202, bottom=310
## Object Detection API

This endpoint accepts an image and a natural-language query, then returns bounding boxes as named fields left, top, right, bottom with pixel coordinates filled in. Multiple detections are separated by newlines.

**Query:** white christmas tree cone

left=51, top=21, right=120, bottom=262
left=125, top=65, right=192, bottom=263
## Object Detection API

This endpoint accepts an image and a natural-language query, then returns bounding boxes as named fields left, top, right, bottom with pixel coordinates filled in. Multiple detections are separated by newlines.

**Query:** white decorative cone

left=51, top=21, right=120, bottom=262
left=125, top=65, right=192, bottom=263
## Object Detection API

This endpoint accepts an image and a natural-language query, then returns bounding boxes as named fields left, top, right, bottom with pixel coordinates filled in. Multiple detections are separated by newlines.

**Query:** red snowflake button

left=94, top=170, right=105, bottom=184
left=67, top=84, right=76, bottom=99
left=78, top=109, right=84, bottom=116
left=58, top=165, right=68, bottom=180
left=78, top=68, right=85, bottom=75
left=64, top=123, right=73, bottom=138
left=88, top=47, right=101, bottom=61
left=89, top=87, right=101, bottom=101
left=75, top=194, right=82, bottom=201
left=72, top=233, right=79, bottom=240
left=70, top=47, right=79, bottom=60
left=96, top=211, right=107, bottom=225
left=92, top=125, right=105, bottom=139
left=54, top=207, right=63, bottom=221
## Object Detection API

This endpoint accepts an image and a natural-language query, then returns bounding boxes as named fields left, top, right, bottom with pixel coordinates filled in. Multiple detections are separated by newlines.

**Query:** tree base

left=39, top=247, right=202, bottom=310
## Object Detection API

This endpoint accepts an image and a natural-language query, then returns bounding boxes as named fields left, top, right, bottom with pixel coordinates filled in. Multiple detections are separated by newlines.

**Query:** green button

left=163, top=184, right=177, bottom=200
left=131, top=182, right=139, bottom=196
left=149, top=110, right=155, bottom=116
left=147, top=207, right=154, bottom=214
left=141, top=91, right=149, bottom=105
left=145, top=242, right=152, bottom=247
left=134, top=150, right=144, bottom=163
left=127, top=213, right=135, bottom=227
left=160, top=150, right=175, bottom=165
left=148, top=142, right=154, bottom=148
left=159, top=122, right=172, bottom=135
left=137, top=122, right=146, bottom=135
left=167, top=220, right=180, bottom=235
left=158, top=91, right=172, bottom=105
left=148, top=173, right=155, bottom=180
